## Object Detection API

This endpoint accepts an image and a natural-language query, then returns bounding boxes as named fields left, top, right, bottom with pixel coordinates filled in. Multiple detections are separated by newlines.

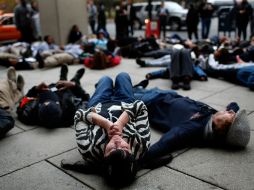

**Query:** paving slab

left=249, top=112, right=254, bottom=131
left=169, top=131, right=254, bottom=190
left=48, top=149, right=119, bottom=190
left=0, top=161, right=91, bottom=190
left=0, top=127, right=76, bottom=176
left=201, top=86, right=254, bottom=112
left=5, top=126, right=24, bottom=137
left=122, top=166, right=222, bottom=190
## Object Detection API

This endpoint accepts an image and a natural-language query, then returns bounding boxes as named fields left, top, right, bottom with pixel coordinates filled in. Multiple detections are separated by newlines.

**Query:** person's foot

left=133, top=79, right=149, bottom=89
left=36, top=52, right=44, bottom=68
left=7, top=66, right=16, bottom=83
left=71, top=68, right=85, bottom=84
left=145, top=73, right=152, bottom=80
left=17, top=75, right=25, bottom=92
left=60, top=63, right=68, bottom=80
left=136, top=58, right=146, bottom=67
left=182, top=76, right=191, bottom=90
left=171, top=77, right=180, bottom=90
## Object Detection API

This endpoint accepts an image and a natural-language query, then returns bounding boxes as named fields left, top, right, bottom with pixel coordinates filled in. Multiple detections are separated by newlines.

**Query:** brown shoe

left=7, top=66, right=16, bottom=83
left=17, top=75, right=25, bottom=92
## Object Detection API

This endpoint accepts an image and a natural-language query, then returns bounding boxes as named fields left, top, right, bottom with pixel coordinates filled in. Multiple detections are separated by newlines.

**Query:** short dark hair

left=103, top=149, right=137, bottom=187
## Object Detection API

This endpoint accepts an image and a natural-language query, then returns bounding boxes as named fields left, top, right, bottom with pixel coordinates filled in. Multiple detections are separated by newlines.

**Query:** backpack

left=16, top=97, right=39, bottom=125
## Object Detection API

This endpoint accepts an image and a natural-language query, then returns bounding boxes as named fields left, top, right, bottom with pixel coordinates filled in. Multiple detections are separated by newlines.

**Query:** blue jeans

left=88, top=72, right=135, bottom=107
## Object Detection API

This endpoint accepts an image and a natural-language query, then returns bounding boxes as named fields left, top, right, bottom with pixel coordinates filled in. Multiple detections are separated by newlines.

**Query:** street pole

left=148, top=0, right=152, bottom=20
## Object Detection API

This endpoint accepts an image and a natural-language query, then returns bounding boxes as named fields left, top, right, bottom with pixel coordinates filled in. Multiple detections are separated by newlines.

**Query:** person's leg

left=179, top=49, right=194, bottom=90
left=87, top=76, right=113, bottom=107
left=206, top=18, right=211, bottom=39
left=0, top=108, right=14, bottom=138
left=201, top=18, right=206, bottom=39
left=114, top=72, right=135, bottom=103
left=169, top=49, right=181, bottom=89
left=145, top=55, right=171, bottom=67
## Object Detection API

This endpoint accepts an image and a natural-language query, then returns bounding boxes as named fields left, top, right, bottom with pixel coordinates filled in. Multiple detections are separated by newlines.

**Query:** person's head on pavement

left=212, top=109, right=250, bottom=148
left=104, top=135, right=137, bottom=186
left=38, top=90, right=62, bottom=128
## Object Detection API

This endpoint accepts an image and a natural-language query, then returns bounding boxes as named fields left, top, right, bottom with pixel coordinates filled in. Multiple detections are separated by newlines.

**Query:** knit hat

left=38, top=91, right=62, bottom=127
left=226, top=110, right=251, bottom=148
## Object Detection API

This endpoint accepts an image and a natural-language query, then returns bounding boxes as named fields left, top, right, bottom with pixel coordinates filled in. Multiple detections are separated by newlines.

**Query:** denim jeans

left=88, top=72, right=135, bottom=107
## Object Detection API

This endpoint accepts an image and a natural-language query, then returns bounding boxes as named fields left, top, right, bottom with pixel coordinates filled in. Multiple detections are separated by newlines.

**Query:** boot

left=182, top=76, right=191, bottom=90
left=60, top=64, right=68, bottom=80
left=70, top=68, right=85, bottom=85
left=171, top=77, right=180, bottom=90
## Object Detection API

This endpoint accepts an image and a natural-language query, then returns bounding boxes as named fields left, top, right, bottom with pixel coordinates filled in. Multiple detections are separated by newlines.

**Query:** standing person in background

left=31, top=1, right=41, bottom=41
left=87, top=0, right=97, bottom=34
left=186, top=3, right=199, bottom=40
left=199, top=0, right=214, bottom=39
left=127, top=0, right=136, bottom=36
left=234, top=0, right=253, bottom=40
left=97, top=1, right=107, bottom=33
left=157, top=1, right=169, bottom=39
left=14, top=0, right=35, bottom=43
left=115, top=1, right=128, bottom=40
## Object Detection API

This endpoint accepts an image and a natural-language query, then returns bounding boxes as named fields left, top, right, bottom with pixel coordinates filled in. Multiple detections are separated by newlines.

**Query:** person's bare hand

left=108, top=123, right=123, bottom=139
left=36, top=82, right=49, bottom=91
left=56, top=80, right=75, bottom=91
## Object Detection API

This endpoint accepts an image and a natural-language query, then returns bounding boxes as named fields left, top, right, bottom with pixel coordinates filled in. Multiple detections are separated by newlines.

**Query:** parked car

left=133, top=1, right=187, bottom=31
left=0, top=13, right=21, bottom=43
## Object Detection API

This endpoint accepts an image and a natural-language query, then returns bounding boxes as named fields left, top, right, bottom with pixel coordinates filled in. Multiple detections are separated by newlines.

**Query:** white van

left=133, top=1, right=187, bottom=31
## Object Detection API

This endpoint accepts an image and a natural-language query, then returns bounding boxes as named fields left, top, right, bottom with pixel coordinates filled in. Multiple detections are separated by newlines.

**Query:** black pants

left=0, top=108, right=14, bottom=138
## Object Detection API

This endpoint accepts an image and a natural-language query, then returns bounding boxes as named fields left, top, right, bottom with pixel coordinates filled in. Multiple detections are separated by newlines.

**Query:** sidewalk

left=0, top=58, right=253, bottom=189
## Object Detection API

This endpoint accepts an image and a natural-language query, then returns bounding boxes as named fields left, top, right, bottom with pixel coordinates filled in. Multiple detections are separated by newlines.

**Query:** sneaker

left=133, top=79, right=149, bottom=89
left=71, top=68, right=85, bottom=84
left=7, top=66, right=16, bottom=83
left=17, top=75, right=25, bottom=92
left=136, top=59, right=146, bottom=67
left=60, top=63, right=68, bottom=80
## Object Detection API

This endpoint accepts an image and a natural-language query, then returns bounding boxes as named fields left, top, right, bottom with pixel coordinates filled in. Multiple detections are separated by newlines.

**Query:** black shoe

left=133, top=79, right=149, bottom=89
left=182, top=76, right=191, bottom=90
left=140, top=154, right=173, bottom=170
left=17, top=75, right=25, bottom=92
left=60, top=64, right=68, bottom=80
left=61, top=159, right=98, bottom=174
left=136, top=58, right=146, bottom=67
left=36, top=52, right=44, bottom=68
left=71, top=68, right=85, bottom=84
left=171, top=77, right=180, bottom=90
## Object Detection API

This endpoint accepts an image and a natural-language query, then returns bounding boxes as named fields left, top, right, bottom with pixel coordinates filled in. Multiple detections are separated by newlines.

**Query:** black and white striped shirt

left=75, top=100, right=151, bottom=163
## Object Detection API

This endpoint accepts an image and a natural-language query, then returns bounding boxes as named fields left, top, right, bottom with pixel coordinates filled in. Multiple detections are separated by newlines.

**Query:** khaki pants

left=44, top=53, right=74, bottom=67
left=0, top=80, right=22, bottom=113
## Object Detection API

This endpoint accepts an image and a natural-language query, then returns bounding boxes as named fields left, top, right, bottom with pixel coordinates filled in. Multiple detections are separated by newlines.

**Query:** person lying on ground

left=132, top=82, right=251, bottom=166
left=61, top=72, right=151, bottom=187
left=0, top=67, right=24, bottom=137
left=17, top=64, right=89, bottom=127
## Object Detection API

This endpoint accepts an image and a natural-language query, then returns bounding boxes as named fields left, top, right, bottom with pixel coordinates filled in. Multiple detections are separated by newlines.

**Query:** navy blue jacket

left=143, top=92, right=216, bottom=161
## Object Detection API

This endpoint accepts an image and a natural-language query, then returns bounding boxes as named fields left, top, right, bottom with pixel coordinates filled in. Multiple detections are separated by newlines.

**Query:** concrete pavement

left=0, top=58, right=253, bottom=189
